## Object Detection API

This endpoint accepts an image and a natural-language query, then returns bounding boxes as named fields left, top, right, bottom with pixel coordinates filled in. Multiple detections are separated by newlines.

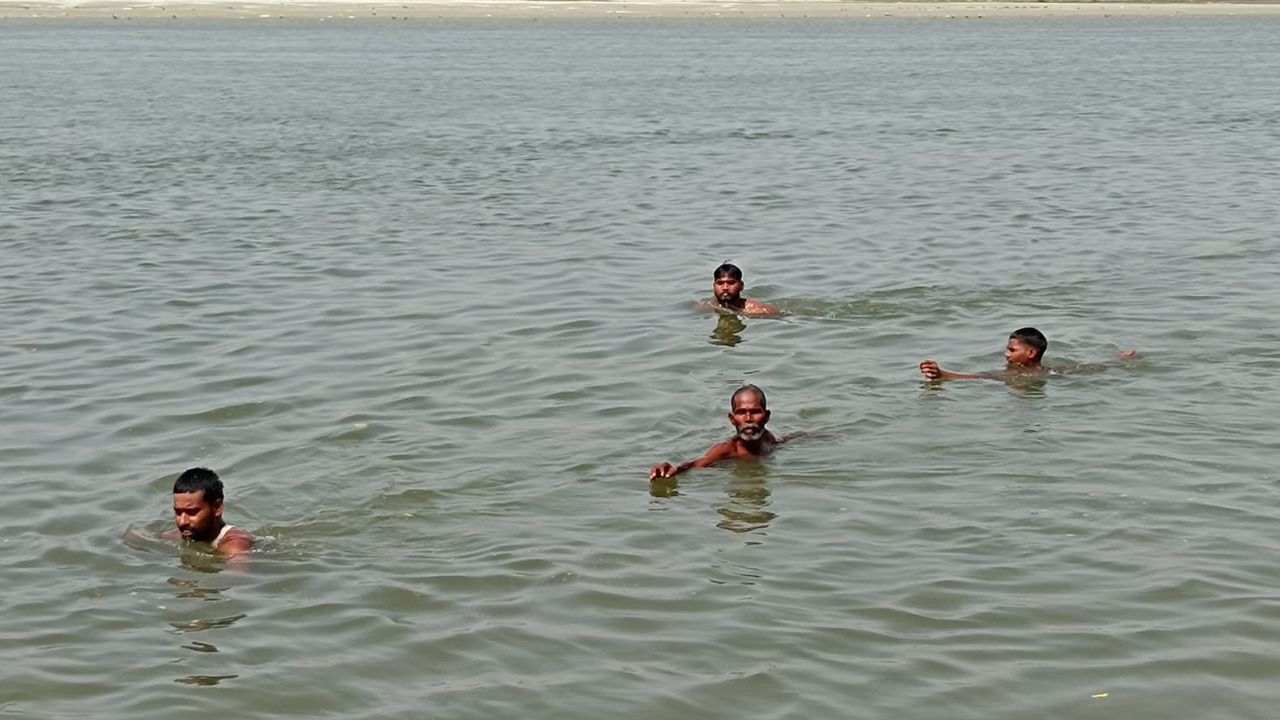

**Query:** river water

left=3, top=15, right=1279, bottom=719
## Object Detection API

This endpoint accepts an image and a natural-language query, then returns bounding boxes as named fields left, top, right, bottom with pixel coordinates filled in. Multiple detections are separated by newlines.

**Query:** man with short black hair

left=171, top=467, right=253, bottom=558
left=701, top=263, right=781, bottom=317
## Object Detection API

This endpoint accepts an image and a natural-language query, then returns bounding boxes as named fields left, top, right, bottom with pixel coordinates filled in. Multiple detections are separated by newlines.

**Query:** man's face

left=1005, top=337, right=1039, bottom=366
left=728, top=392, right=770, bottom=442
left=713, top=275, right=744, bottom=305
left=174, top=491, right=222, bottom=542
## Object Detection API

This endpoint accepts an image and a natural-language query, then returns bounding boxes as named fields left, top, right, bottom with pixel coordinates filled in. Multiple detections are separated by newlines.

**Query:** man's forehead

left=732, top=392, right=765, bottom=409
left=173, top=490, right=209, bottom=506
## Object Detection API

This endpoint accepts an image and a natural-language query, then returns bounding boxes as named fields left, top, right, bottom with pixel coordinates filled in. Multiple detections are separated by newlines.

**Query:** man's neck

left=196, top=519, right=226, bottom=544
left=718, top=297, right=746, bottom=311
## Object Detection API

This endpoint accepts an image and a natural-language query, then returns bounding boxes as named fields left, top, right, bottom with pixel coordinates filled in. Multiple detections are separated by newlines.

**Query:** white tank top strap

left=212, top=524, right=236, bottom=548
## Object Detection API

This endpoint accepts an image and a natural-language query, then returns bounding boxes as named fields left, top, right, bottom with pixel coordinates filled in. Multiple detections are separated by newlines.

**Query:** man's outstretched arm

left=649, top=443, right=733, bottom=481
left=919, top=360, right=990, bottom=381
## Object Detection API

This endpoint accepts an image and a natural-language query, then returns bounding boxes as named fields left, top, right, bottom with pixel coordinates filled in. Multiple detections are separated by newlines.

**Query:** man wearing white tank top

left=172, top=467, right=253, bottom=559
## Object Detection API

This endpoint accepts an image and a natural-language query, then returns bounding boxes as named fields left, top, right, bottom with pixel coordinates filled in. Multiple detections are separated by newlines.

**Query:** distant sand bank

left=5, top=0, right=1280, bottom=21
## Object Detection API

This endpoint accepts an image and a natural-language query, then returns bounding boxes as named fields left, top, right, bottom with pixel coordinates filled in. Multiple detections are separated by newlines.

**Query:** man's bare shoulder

left=704, top=439, right=740, bottom=460
left=218, top=528, right=255, bottom=557
left=742, top=299, right=782, bottom=317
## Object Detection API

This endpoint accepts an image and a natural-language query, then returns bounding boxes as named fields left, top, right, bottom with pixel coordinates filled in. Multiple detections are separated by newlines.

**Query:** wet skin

left=649, top=390, right=783, bottom=481
left=171, top=490, right=253, bottom=558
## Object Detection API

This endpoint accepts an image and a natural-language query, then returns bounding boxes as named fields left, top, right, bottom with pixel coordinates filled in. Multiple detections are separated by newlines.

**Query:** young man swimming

left=169, top=467, right=254, bottom=559
left=919, top=327, right=1138, bottom=381
left=700, top=263, right=782, bottom=318
left=650, top=385, right=789, bottom=481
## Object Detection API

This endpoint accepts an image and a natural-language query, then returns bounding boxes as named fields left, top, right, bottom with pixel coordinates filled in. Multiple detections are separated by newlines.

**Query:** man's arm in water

left=649, top=441, right=735, bottom=481
left=921, top=351, right=1140, bottom=381
left=918, top=360, right=993, bottom=381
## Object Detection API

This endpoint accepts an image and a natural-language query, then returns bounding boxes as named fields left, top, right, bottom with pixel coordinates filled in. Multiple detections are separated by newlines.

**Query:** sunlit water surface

left=3, top=17, right=1280, bottom=719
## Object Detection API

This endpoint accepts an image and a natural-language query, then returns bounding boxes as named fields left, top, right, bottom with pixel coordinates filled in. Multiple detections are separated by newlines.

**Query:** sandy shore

left=4, top=0, right=1280, bottom=21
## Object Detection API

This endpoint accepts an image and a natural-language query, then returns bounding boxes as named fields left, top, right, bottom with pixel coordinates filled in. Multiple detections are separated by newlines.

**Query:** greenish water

left=3, top=18, right=1280, bottom=719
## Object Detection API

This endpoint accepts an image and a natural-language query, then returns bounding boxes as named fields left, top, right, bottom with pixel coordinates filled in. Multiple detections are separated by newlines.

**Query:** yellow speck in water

left=1092, top=692, right=1109, bottom=699
left=353, top=422, right=368, bottom=430
left=403, top=513, right=415, bottom=518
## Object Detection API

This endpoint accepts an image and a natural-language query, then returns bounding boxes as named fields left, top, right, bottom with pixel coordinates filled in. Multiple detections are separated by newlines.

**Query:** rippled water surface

left=3, top=17, right=1280, bottom=719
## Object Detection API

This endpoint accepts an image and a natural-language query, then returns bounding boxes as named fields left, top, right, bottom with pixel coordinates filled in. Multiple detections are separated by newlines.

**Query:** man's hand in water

left=919, top=360, right=987, bottom=381
left=650, top=463, right=679, bottom=481
left=1114, top=350, right=1140, bottom=360
left=919, top=360, right=945, bottom=380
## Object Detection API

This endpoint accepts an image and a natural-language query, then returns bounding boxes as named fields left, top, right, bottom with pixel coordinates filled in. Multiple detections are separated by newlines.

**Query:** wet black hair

left=1009, top=327, right=1048, bottom=359
left=173, top=467, right=224, bottom=505
left=731, top=384, right=767, bottom=410
left=713, top=262, right=743, bottom=281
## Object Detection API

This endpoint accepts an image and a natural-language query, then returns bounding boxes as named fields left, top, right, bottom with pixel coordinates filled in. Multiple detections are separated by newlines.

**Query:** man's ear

left=764, top=409, right=771, bottom=424
left=213, top=499, right=225, bottom=519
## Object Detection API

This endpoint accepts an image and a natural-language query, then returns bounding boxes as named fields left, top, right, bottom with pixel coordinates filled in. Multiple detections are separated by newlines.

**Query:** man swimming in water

left=650, top=385, right=789, bottom=480
left=919, top=327, right=1138, bottom=381
left=170, top=467, right=253, bottom=559
left=701, top=263, right=782, bottom=317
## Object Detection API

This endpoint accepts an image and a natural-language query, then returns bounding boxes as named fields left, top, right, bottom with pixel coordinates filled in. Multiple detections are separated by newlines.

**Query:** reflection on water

left=174, top=674, right=238, bottom=686
left=178, top=547, right=232, bottom=574
left=648, top=478, right=679, bottom=499
left=166, top=575, right=245, bottom=686
left=710, top=314, right=747, bottom=347
left=167, top=576, right=226, bottom=601
left=168, top=613, right=246, bottom=634
left=181, top=641, right=220, bottom=653
left=717, top=464, right=776, bottom=534
left=1006, top=374, right=1049, bottom=396
left=649, top=459, right=778, bottom=532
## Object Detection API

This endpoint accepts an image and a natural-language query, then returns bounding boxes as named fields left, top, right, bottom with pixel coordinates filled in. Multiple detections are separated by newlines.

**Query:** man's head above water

left=728, top=384, right=771, bottom=443
left=713, top=262, right=746, bottom=308
left=1006, top=327, right=1048, bottom=367
left=649, top=383, right=791, bottom=482
left=172, top=467, right=226, bottom=543
left=701, top=262, right=782, bottom=318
